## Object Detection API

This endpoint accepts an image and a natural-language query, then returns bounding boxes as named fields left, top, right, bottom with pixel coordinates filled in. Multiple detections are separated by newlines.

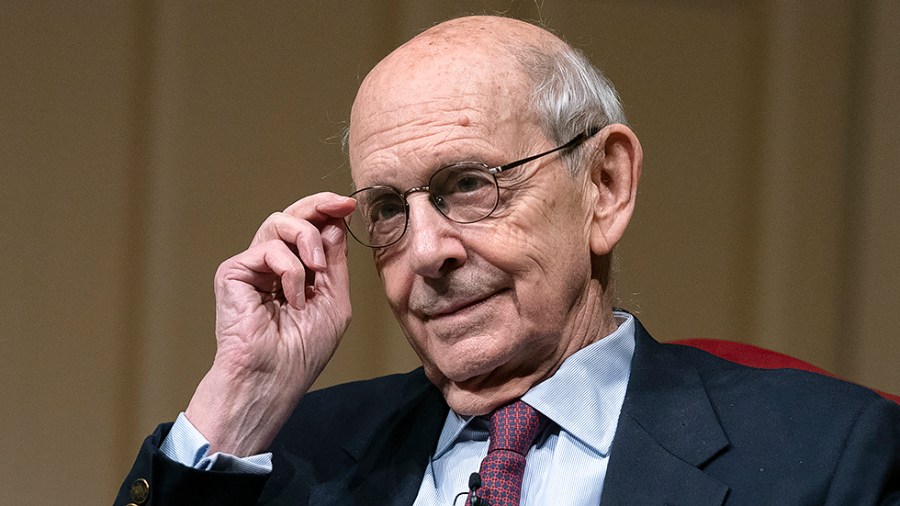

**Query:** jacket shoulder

left=661, top=341, right=900, bottom=502
left=259, top=369, right=445, bottom=504
left=663, top=340, right=889, bottom=410
left=274, top=367, right=438, bottom=445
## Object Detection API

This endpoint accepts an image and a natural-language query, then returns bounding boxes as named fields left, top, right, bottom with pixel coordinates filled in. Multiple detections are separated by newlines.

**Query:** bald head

left=392, top=15, right=567, bottom=64
left=349, top=16, right=625, bottom=176
left=365, top=16, right=565, bottom=87
left=349, top=17, right=546, bottom=174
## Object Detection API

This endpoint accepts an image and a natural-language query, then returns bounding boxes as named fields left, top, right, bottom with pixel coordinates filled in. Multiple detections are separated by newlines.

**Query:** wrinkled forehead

left=347, top=42, right=535, bottom=187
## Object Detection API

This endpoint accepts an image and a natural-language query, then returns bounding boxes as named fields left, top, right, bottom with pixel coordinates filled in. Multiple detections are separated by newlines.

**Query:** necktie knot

left=468, top=400, right=547, bottom=506
left=488, top=400, right=547, bottom=455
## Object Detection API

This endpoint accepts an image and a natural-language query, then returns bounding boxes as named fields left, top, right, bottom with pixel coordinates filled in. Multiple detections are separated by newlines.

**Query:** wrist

left=185, top=364, right=303, bottom=456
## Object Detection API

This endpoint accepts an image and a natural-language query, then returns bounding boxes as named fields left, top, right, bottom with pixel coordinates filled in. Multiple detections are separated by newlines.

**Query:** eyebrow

left=360, top=153, right=496, bottom=190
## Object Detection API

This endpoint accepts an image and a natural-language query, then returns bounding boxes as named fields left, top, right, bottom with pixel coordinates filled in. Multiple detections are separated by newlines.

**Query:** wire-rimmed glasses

left=345, top=127, right=600, bottom=248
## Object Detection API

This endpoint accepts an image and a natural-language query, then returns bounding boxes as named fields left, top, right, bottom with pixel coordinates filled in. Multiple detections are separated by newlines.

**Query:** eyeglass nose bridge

left=400, top=184, right=431, bottom=200
left=400, top=184, right=451, bottom=221
left=390, top=185, right=455, bottom=246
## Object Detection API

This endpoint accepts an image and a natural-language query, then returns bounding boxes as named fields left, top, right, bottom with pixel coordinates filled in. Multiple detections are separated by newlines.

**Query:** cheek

left=474, top=195, right=593, bottom=320
left=379, top=264, right=433, bottom=358
left=378, top=262, right=411, bottom=312
left=480, top=195, right=590, bottom=276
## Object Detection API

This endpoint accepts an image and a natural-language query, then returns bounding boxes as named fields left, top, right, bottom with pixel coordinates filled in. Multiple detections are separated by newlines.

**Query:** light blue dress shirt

left=412, top=311, right=634, bottom=505
left=162, top=312, right=635, bottom=505
left=161, top=411, right=272, bottom=473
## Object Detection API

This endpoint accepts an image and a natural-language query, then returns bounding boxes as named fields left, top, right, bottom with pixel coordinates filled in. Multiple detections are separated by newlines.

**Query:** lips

left=421, top=290, right=502, bottom=320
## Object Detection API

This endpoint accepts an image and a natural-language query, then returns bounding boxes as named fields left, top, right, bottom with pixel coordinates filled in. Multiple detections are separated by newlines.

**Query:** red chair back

left=671, top=338, right=900, bottom=405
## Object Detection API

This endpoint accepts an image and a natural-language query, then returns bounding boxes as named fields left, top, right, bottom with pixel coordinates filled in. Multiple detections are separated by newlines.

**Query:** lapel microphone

left=468, top=472, right=487, bottom=506
left=452, top=472, right=487, bottom=506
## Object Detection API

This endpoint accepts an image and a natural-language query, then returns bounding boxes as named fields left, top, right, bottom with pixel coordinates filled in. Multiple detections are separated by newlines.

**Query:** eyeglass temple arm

left=489, top=126, right=601, bottom=174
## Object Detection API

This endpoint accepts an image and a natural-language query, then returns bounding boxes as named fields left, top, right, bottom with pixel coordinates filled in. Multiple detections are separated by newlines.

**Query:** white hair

left=511, top=41, right=627, bottom=173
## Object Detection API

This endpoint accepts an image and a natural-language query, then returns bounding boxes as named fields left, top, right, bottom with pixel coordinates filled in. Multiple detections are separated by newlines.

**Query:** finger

left=282, top=192, right=356, bottom=222
left=223, top=241, right=310, bottom=309
left=251, top=214, right=327, bottom=271
left=314, top=219, right=351, bottom=305
left=320, top=219, right=348, bottom=265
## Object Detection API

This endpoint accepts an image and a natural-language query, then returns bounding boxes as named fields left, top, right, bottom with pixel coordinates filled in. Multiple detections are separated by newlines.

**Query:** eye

left=427, top=165, right=499, bottom=223
left=455, top=174, right=488, bottom=193
left=367, top=197, right=404, bottom=223
left=434, top=165, right=494, bottom=196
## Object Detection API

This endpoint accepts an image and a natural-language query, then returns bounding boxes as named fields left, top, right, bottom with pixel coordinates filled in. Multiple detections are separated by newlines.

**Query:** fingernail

left=313, top=247, right=326, bottom=268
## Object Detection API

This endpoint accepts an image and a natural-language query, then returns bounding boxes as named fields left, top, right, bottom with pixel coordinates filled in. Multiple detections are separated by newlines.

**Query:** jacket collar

left=308, top=373, right=448, bottom=506
left=600, top=318, right=731, bottom=505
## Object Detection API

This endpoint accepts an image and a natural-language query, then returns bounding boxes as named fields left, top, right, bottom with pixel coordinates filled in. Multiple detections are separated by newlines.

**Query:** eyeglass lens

left=345, top=164, right=500, bottom=248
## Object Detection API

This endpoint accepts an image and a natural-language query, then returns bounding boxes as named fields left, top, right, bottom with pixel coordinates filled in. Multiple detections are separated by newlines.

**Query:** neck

left=552, top=274, right=619, bottom=371
left=440, top=275, right=617, bottom=416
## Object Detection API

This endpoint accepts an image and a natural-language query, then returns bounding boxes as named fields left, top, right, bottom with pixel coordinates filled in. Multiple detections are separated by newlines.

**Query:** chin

left=440, top=381, right=526, bottom=416
left=425, top=362, right=532, bottom=416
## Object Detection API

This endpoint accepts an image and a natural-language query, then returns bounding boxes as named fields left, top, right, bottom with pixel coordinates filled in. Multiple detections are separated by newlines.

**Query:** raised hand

left=185, top=192, right=356, bottom=456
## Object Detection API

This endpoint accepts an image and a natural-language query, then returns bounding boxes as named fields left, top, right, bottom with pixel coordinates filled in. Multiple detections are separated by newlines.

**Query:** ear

left=587, top=124, right=642, bottom=256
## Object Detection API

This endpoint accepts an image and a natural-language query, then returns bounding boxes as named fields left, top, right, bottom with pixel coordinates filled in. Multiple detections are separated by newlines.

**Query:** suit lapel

left=309, top=376, right=448, bottom=506
left=601, top=320, right=730, bottom=505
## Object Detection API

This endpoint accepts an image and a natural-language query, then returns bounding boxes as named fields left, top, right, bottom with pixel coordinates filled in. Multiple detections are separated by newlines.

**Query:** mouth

left=422, top=289, right=506, bottom=321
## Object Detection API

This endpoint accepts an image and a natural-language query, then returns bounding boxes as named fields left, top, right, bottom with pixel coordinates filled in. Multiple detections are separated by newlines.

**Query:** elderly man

left=116, top=16, right=899, bottom=506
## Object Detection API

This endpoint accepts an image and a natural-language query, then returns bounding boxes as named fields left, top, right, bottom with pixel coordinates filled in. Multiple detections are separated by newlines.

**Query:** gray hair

left=510, top=41, right=627, bottom=173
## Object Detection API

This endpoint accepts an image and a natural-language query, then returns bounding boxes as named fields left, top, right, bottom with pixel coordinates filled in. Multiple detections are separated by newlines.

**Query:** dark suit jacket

left=115, top=319, right=900, bottom=505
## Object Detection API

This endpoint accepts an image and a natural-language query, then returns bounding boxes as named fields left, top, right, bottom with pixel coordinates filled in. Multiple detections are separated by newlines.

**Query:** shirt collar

left=432, top=311, right=635, bottom=459
left=432, top=411, right=484, bottom=461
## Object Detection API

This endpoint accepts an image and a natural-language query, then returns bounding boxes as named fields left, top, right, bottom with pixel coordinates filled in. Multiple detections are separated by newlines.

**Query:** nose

left=403, top=192, right=467, bottom=279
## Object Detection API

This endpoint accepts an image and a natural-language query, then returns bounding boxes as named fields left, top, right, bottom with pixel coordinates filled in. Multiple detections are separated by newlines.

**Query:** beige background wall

left=2, top=1, right=897, bottom=503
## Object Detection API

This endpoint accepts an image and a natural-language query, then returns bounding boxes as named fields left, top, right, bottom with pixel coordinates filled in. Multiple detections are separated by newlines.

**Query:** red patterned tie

left=468, top=400, right=547, bottom=506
